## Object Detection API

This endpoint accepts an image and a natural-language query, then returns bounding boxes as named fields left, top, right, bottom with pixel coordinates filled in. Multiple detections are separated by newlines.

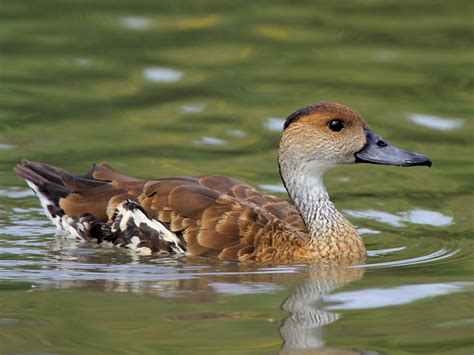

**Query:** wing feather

left=28, top=162, right=306, bottom=261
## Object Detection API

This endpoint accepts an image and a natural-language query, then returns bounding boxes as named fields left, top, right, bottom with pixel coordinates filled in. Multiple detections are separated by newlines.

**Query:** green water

left=1, top=0, right=473, bottom=353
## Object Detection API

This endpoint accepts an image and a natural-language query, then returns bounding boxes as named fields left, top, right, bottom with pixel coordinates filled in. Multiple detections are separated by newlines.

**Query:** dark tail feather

left=14, top=160, right=110, bottom=204
left=14, top=160, right=184, bottom=253
left=14, top=160, right=116, bottom=238
left=14, top=160, right=73, bottom=205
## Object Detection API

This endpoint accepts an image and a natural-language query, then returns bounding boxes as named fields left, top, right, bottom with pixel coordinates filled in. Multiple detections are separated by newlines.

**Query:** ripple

left=193, top=136, right=227, bottom=145
left=0, top=190, right=467, bottom=299
left=143, top=67, right=183, bottom=83
left=227, top=129, right=247, bottom=138
left=259, top=183, right=286, bottom=193
left=0, top=187, right=34, bottom=199
left=0, top=245, right=45, bottom=254
left=361, top=247, right=461, bottom=268
left=372, top=49, right=400, bottom=62
left=337, top=176, right=350, bottom=183
left=0, top=204, right=55, bottom=237
left=345, top=208, right=453, bottom=227
left=367, top=246, right=406, bottom=257
left=0, top=143, right=14, bottom=150
left=210, top=282, right=284, bottom=295
left=0, top=259, right=305, bottom=292
left=119, top=16, right=153, bottom=30
left=357, top=228, right=381, bottom=235
left=73, top=57, right=92, bottom=67
left=0, top=221, right=55, bottom=237
left=408, top=113, right=463, bottom=130
left=435, top=318, right=474, bottom=328
left=265, top=117, right=285, bottom=132
left=325, top=282, right=472, bottom=310
left=180, top=103, right=206, bottom=113
left=0, top=318, right=21, bottom=326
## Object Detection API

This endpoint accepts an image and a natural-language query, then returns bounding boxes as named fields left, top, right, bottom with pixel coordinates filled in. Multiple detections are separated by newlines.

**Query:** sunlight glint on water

left=0, top=0, right=472, bottom=353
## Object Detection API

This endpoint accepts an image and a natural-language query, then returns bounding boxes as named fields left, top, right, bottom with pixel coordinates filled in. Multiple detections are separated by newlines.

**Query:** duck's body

left=15, top=102, right=431, bottom=264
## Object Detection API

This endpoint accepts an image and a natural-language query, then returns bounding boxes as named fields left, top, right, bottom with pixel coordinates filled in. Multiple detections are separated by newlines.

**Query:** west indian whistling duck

left=15, top=102, right=431, bottom=264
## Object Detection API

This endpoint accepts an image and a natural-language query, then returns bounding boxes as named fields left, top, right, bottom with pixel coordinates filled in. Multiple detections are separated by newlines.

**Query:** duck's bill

left=355, top=128, right=432, bottom=167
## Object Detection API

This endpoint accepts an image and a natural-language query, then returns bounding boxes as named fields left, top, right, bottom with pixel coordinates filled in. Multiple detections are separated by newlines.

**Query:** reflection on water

left=226, top=129, right=247, bottom=138
left=366, top=246, right=405, bottom=256
left=326, top=282, right=473, bottom=310
left=0, top=143, right=14, bottom=150
left=119, top=17, right=154, bottom=31
left=259, top=183, right=287, bottom=193
left=0, top=187, right=35, bottom=199
left=265, top=117, right=286, bottom=132
left=0, top=198, right=472, bottom=352
left=143, top=67, right=184, bottom=83
left=361, top=248, right=461, bottom=268
left=180, top=103, right=206, bottom=114
left=193, top=136, right=228, bottom=145
left=357, top=228, right=381, bottom=235
left=0, top=0, right=472, bottom=352
left=0, top=164, right=471, bottom=353
left=73, top=57, right=92, bottom=67
left=280, top=267, right=364, bottom=352
left=0, top=199, right=465, bottom=285
left=407, top=113, right=463, bottom=131
left=345, top=208, right=454, bottom=227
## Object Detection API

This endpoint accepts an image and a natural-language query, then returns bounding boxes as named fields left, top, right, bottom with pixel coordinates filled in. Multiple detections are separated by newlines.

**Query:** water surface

left=1, top=0, right=473, bottom=353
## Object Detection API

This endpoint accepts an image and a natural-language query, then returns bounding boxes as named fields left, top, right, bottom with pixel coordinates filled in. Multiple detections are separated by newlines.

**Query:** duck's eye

left=328, top=119, right=345, bottom=132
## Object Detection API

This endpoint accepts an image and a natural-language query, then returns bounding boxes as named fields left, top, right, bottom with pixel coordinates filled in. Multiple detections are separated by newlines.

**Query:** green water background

left=0, top=0, right=473, bottom=353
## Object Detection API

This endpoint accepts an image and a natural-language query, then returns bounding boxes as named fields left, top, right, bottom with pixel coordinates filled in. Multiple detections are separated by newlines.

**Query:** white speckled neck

left=280, top=162, right=347, bottom=240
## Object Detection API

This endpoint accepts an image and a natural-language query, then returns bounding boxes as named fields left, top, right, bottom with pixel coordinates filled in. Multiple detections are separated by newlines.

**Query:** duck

left=14, top=102, right=431, bottom=264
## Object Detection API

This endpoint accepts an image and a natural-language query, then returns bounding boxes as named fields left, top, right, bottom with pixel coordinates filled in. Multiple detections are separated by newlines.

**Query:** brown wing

left=56, top=163, right=306, bottom=260
left=57, top=163, right=145, bottom=221
left=198, top=176, right=306, bottom=231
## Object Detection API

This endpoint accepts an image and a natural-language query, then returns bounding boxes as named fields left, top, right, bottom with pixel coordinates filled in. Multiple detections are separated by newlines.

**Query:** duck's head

left=278, top=102, right=431, bottom=177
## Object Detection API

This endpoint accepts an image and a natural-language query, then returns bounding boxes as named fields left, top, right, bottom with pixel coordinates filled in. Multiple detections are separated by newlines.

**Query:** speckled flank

left=110, top=200, right=186, bottom=255
left=14, top=102, right=429, bottom=264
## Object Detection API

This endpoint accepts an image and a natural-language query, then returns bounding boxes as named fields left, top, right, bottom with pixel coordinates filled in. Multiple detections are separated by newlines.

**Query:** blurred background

left=0, top=0, right=473, bottom=353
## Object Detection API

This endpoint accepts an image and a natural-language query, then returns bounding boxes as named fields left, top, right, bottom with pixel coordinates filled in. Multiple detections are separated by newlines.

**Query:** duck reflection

left=42, top=241, right=366, bottom=352
left=279, top=266, right=364, bottom=353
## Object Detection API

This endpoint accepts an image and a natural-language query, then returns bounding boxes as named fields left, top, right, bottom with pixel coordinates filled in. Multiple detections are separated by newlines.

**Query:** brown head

left=278, top=102, right=431, bottom=177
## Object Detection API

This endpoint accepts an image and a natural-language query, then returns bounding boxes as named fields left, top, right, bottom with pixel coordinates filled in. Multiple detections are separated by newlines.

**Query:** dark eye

left=328, top=119, right=345, bottom=132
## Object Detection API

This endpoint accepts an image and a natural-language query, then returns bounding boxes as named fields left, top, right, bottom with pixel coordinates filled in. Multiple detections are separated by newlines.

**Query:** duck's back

left=15, top=160, right=307, bottom=262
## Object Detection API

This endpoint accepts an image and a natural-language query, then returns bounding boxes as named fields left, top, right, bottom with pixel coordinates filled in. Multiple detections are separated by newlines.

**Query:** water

left=1, top=0, right=473, bottom=353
